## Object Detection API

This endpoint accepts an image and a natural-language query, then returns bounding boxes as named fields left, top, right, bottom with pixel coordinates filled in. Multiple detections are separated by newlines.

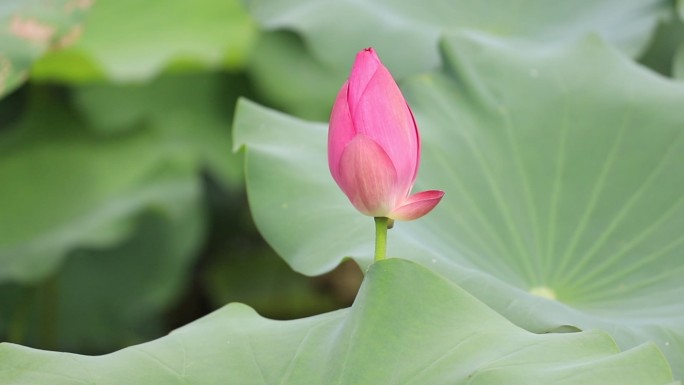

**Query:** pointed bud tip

left=357, top=47, right=380, bottom=62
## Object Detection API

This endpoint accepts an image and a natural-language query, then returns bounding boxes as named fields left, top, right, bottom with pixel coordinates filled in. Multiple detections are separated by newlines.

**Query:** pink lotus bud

left=328, top=48, right=444, bottom=221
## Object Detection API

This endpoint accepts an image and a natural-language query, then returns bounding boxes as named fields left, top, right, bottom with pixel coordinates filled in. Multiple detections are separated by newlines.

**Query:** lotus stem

left=374, top=217, right=389, bottom=261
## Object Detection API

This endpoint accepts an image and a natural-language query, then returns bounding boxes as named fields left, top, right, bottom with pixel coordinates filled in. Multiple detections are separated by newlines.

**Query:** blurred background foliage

left=0, top=0, right=362, bottom=354
left=0, top=0, right=682, bottom=355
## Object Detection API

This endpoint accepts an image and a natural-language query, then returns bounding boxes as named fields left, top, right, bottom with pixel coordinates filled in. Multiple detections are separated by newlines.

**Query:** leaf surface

left=0, top=259, right=676, bottom=384
left=233, top=32, right=684, bottom=377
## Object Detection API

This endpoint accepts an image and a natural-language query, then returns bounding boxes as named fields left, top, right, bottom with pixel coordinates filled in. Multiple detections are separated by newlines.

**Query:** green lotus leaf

left=233, top=32, right=684, bottom=377
left=0, top=210, right=204, bottom=352
left=247, top=0, right=668, bottom=79
left=71, top=73, right=244, bottom=186
left=0, top=94, right=200, bottom=284
left=30, top=0, right=256, bottom=83
left=0, top=0, right=89, bottom=98
left=0, top=259, right=677, bottom=384
left=245, top=0, right=671, bottom=120
left=247, top=31, right=342, bottom=120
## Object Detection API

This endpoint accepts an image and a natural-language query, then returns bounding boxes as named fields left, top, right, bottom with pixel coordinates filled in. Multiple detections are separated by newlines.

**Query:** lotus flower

left=328, top=47, right=444, bottom=221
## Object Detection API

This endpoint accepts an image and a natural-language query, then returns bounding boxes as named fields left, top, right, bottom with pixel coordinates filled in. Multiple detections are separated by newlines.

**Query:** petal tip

left=389, top=190, right=444, bottom=221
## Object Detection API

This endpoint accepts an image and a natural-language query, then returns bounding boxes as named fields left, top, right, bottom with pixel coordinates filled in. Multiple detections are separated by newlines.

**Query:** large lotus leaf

left=0, top=0, right=89, bottom=98
left=30, top=0, right=256, bottom=83
left=247, top=31, right=342, bottom=121
left=0, top=259, right=677, bottom=384
left=247, top=0, right=668, bottom=80
left=0, top=209, right=204, bottom=352
left=72, top=73, right=244, bottom=186
left=246, top=0, right=670, bottom=120
left=0, top=95, right=200, bottom=284
left=233, top=32, right=684, bottom=377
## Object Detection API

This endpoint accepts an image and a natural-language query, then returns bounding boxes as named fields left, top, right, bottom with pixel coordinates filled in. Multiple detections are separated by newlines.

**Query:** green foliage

left=0, top=72, right=240, bottom=284
left=0, top=212, right=204, bottom=351
left=247, top=31, right=342, bottom=120
left=674, top=1, right=684, bottom=79
left=234, top=32, right=684, bottom=377
left=31, top=0, right=257, bottom=82
left=0, top=259, right=676, bottom=384
left=0, top=96, right=196, bottom=283
left=0, top=71, right=248, bottom=350
left=0, top=0, right=89, bottom=97
left=245, top=0, right=672, bottom=120
left=247, top=0, right=668, bottom=75
left=203, top=246, right=348, bottom=319
left=639, top=14, right=684, bottom=77
left=0, top=0, right=252, bottom=352
left=72, top=73, right=244, bottom=185
left=1, top=0, right=683, bottom=382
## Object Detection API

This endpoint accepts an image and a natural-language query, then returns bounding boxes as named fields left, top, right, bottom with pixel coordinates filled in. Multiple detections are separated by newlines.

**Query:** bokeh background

left=0, top=0, right=364, bottom=355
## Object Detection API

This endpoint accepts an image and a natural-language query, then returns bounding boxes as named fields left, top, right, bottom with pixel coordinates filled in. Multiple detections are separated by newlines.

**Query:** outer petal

left=347, top=48, right=381, bottom=109
left=328, top=81, right=355, bottom=185
left=350, top=51, right=419, bottom=196
left=337, top=134, right=399, bottom=217
left=389, top=190, right=445, bottom=221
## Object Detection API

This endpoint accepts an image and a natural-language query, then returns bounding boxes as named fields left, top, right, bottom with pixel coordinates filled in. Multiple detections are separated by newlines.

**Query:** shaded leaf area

left=0, top=0, right=89, bottom=98
left=72, top=72, right=245, bottom=186
left=203, top=249, right=362, bottom=320
left=0, top=27, right=366, bottom=352
left=0, top=72, right=241, bottom=285
left=639, top=6, right=684, bottom=77
left=0, top=95, right=195, bottom=284
left=30, top=0, right=256, bottom=83
left=233, top=32, right=684, bottom=377
left=166, top=179, right=363, bottom=333
left=0, top=71, right=252, bottom=349
left=247, top=31, right=341, bottom=120
left=245, top=0, right=671, bottom=120
left=0, top=259, right=676, bottom=384
left=675, top=0, right=684, bottom=79
left=0, top=107, right=202, bottom=349
left=0, top=210, right=204, bottom=353
left=676, top=44, right=684, bottom=78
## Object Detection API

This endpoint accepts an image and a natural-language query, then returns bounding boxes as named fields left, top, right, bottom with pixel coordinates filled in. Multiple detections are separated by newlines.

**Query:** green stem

left=374, top=217, right=389, bottom=261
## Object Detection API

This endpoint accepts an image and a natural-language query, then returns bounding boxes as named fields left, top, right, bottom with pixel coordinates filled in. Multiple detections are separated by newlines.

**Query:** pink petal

left=406, top=104, right=421, bottom=184
left=337, top=134, right=399, bottom=217
left=389, top=190, right=444, bottom=221
left=350, top=53, right=419, bottom=196
left=347, top=48, right=381, bottom=109
left=328, top=81, right=355, bottom=184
